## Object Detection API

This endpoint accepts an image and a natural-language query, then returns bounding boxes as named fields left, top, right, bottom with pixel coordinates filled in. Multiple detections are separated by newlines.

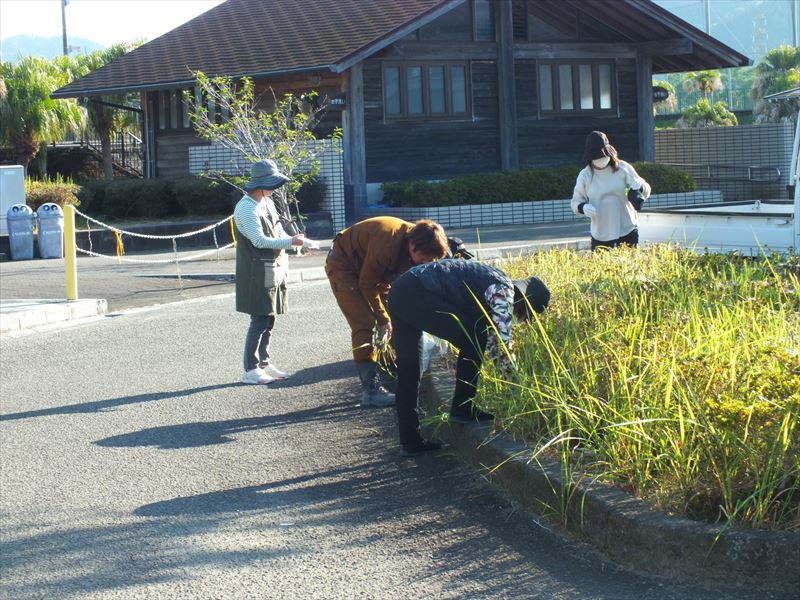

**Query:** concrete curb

left=0, top=299, right=108, bottom=335
left=419, top=366, right=800, bottom=593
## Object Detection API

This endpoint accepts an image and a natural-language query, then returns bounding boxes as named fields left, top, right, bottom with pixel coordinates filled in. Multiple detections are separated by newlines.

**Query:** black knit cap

left=582, top=130, right=617, bottom=162
left=512, top=276, right=550, bottom=316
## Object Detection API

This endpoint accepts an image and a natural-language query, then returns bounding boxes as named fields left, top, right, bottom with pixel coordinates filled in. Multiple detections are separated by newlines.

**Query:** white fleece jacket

left=571, top=160, right=651, bottom=242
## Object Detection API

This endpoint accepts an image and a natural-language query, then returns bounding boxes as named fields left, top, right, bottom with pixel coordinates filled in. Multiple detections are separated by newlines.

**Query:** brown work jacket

left=328, top=216, right=415, bottom=325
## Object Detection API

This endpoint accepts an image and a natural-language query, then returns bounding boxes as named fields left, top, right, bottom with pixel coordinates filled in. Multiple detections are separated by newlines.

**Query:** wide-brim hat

left=582, top=130, right=617, bottom=162
left=513, top=276, right=550, bottom=316
left=243, top=159, right=290, bottom=192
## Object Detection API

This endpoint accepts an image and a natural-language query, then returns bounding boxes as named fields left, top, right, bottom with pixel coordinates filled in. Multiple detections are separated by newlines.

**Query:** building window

left=537, top=60, right=615, bottom=115
left=473, top=0, right=494, bottom=41
left=405, top=0, right=493, bottom=42
left=382, top=62, right=471, bottom=119
left=156, top=88, right=197, bottom=130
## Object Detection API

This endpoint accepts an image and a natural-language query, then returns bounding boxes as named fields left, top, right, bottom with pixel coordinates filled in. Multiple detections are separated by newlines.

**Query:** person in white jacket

left=571, top=131, right=651, bottom=250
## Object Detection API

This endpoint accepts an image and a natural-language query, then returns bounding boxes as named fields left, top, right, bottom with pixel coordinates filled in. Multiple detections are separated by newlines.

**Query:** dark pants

left=591, top=227, right=639, bottom=251
left=388, top=275, right=488, bottom=448
left=243, top=315, right=276, bottom=371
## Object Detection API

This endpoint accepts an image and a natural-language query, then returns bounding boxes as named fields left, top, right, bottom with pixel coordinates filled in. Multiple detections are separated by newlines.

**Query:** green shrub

left=382, top=163, right=695, bottom=207
left=295, top=176, right=327, bottom=213
left=76, top=180, right=108, bottom=214
left=173, top=177, right=239, bottom=216
left=676, top=98, right=738, bottom=127
left=102, top=179, right=180, bottom=219
left=630, top=161, right=696, bottom=194
left=24, top=175, right=80, bottom=211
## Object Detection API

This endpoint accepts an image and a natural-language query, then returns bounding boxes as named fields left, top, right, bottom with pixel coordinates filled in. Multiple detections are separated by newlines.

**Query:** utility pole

left=61, top=0, right=69, bottom=56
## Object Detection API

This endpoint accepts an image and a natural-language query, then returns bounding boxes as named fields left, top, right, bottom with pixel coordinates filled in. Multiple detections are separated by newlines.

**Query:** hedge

left=24, top=177, right=81, bottom=212
left=72, top=175, right=326, bottom=220
left=381, top=162, right=696, bottom=208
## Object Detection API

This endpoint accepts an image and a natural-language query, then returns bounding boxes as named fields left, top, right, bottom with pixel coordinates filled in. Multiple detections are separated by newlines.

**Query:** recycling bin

left=6, top=204, right=35, bottom=260
left=36, top=203, right=65, bottom=259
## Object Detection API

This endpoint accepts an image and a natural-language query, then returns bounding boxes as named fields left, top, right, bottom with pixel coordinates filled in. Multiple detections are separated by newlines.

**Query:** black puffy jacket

left=406, top=259, right=512, bottom=320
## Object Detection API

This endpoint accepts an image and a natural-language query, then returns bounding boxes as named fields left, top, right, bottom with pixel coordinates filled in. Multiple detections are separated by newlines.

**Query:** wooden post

left=496, top=0, right=519, bottom=171
left=64, top=204, right=78, bottom=300
left=342, top=64, right=367, bottom=221
left=637, top=53, right=655, bottom=161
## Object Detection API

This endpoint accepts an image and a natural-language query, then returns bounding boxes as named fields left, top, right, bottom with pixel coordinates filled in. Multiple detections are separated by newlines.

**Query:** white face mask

left=592, top=156, right=611, bottom=169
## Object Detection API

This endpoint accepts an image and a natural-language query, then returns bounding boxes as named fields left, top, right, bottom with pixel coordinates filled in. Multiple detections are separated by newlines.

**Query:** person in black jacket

left=387, top=259, right=550, bottom=456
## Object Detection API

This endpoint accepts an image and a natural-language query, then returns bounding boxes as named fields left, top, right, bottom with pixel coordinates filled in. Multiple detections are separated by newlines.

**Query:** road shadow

left=270, top=359, right=355, bottom=388
left=0, top=517, right=296, bottom=600
left=0, top=383, right=242, bottom=422
left=95, top=401, right=358, bottom=449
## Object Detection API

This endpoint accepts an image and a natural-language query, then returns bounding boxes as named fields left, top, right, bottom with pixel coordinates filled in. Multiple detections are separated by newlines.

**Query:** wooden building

left=52, top=0, right=749, bottom=218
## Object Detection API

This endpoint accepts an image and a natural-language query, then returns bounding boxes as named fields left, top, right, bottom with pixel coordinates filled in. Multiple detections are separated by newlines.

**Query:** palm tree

left=0, top=56, right=84, bottom=173
left=751, top=45, right=800, bottom=123
left=682, top=70, right=723, bottom=101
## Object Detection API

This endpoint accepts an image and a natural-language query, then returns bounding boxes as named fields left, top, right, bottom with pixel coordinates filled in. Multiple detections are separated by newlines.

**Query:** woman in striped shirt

left=233, top=160, right=304, bottom=385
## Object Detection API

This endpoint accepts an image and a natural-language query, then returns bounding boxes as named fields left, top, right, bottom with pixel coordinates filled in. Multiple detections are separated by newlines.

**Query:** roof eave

left=623, top=0, right=751, bottom=69
left=51, top=64, right=338, bottom=99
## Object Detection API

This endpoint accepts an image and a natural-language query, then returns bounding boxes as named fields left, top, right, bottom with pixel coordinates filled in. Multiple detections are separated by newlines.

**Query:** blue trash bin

left=36, top=203, right=65, bottom=259
left=6, top=204, right=35, bottom=260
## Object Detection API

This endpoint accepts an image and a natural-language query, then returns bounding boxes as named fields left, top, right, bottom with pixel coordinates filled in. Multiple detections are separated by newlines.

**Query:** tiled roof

left=53, top=0, right=749, bottom=98
left=53, top=0, right=451, bottom=97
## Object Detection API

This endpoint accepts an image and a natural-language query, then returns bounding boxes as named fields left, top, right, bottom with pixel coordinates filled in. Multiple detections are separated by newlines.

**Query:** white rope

left=74, top=208, right=233, bottom=240
left=76, top=243, right=235, bottom=264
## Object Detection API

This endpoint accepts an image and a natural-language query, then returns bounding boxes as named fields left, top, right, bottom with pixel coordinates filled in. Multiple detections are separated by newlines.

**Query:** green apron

left=235, top=212, right=289, bottom=316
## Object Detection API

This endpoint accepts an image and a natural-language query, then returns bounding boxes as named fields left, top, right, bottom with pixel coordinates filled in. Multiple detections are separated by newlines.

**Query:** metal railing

left=662, top=162, right=782, bottom=183
left=53, top=131, right=143, bottom=177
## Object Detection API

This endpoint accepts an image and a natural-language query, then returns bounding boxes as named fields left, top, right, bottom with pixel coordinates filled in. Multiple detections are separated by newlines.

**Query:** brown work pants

left=326, top=260, right=384, bottom=363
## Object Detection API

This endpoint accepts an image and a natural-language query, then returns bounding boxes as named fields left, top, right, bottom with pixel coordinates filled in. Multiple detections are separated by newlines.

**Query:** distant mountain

left=1, top=35, right=104, bottom=62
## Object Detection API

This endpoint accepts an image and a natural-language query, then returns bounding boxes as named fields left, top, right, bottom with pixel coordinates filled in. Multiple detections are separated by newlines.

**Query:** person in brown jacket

left=326, top=216, right=449, bottom=407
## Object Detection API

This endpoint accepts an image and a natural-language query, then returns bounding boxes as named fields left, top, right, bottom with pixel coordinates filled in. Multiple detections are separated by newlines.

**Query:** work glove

left=627, top=188, right=645, bottom=211
left=582, top=203, right=598, bottom=219
left=447, top=236, right=475, bottom=260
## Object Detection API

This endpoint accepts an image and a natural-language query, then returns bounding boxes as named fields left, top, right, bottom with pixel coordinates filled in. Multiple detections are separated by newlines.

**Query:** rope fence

left=72, top=207, right=237, bottom=288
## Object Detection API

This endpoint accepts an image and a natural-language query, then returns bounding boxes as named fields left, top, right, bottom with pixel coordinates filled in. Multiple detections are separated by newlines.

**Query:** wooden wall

left=147, top=72, right=344, bottom=179
left=515, top=58, right=641, bottom=169
left=361, top=59, right=501, bottom=184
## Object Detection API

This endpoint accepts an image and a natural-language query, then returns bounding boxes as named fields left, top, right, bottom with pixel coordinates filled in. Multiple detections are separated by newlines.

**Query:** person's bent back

left=325, top=216, right=448, bottom=407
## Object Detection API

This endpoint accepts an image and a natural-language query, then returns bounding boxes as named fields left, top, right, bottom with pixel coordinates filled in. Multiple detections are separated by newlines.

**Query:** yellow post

left=64, top=204, right=78, bottom=300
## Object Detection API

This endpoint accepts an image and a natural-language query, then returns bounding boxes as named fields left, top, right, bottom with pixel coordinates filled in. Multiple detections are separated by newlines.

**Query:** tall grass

left=480, top=245, right=799, bottom=530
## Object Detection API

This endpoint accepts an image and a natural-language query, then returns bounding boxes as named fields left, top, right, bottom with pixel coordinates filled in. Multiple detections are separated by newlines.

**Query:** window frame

left=382, top=61, right=472, bottom=121
left=156, top=88, right=195, bottom=131
left=536, top=59, right=617, bottom=117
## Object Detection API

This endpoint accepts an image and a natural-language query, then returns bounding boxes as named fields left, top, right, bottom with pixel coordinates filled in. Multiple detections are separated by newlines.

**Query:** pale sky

left=0, top=0, right=225, bottom=46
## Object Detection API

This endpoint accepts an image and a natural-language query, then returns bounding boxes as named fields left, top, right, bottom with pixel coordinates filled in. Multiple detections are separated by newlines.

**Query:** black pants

left=243, top=315, right=276, bottom=371
left=591, top=227, right=638, bottom=251
left=388, top=275, right=488, bottom=448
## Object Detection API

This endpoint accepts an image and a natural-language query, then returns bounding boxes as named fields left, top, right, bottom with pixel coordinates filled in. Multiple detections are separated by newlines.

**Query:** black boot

left=355, top=361, right=395, bottom=407
left=401, top=439, right=442, bottom=457
left=448, top=398, right=494, bottom=424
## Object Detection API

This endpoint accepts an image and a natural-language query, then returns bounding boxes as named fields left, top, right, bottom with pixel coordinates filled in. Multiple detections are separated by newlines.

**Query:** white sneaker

left=242, top=368, right=276, bottom=385
left=259, top=363, right=290, bottom=380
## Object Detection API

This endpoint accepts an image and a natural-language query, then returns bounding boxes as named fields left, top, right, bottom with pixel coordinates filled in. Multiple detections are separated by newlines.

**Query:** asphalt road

left=0, top=281, right=784, bottom=599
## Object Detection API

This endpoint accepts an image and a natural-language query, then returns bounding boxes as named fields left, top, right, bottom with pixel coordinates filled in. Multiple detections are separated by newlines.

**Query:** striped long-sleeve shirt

left=233, top=195, right=293, bottom=250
